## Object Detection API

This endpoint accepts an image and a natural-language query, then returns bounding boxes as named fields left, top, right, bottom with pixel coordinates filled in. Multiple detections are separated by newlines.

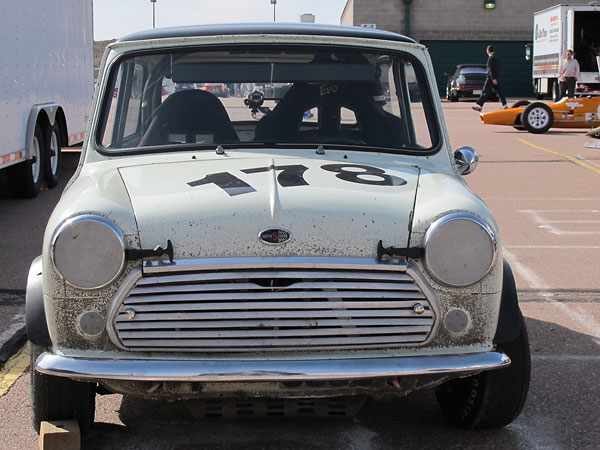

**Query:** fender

left=25, top=103, right=60, bottom=160
left=493, top=259, right=523, bottom=344
left=25, top=255, right=52, bottom=347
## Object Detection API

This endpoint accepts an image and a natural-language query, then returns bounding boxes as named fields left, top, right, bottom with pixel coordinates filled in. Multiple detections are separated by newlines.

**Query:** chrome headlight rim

left=51, top=214, right=126, bottom=290
left=423, top=212, right=497, bottom=287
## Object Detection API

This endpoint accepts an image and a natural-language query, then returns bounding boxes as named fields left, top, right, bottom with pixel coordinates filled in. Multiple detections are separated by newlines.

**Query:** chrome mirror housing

left=453, top=146, right=479, bottom=175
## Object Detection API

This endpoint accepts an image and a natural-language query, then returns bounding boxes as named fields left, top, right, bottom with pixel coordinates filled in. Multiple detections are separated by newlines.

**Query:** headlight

left=51, top=215, right=126, bottom=289
left=423, top=213, right=497, bottom=287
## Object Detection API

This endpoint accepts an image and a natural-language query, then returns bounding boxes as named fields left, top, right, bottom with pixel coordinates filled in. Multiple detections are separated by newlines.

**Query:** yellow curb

left=0, top=342, right=30, bottom=397
left=518, top=138, right=600, bottom=176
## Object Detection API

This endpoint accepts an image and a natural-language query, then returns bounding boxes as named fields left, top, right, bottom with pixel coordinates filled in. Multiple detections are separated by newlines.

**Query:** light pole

left=271, top=0, right=276, bottom=22
left=151, top=0, right=156, bottom=28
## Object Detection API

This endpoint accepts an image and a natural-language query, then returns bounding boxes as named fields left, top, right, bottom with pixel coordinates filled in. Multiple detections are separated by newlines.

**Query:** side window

left=123, top=63, right=145, bottom=139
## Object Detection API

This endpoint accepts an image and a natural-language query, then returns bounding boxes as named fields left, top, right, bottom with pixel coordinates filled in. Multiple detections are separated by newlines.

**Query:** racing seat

left=139, top=89, right=239, bottom=146
left=253, top=82, right=407, bottom=147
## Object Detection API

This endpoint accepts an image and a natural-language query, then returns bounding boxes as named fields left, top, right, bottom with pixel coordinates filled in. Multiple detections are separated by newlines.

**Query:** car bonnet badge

left=258, top=228, right=292, bottom=245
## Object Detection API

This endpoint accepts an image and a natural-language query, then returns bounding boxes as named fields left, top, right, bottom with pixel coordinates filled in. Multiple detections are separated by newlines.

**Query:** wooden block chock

left=38, top=420, right=80, bottom=450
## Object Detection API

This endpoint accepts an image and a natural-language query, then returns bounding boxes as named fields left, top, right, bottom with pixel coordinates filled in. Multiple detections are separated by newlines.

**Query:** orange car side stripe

left=518, top=138, right=600, bottom=176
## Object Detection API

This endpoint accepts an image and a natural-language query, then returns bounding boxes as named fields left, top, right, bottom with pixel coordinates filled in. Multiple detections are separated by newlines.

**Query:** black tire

left=6, top=123, right=45, bottom=198
left=522, top=102, right=554, bottom=134
left=511, top=101, right=531, bottom=130
left=30, top=343, right=96, bottom=434
left=44, top=122, right=62, bottom=189
left=435, top=315, right=531, bottom=429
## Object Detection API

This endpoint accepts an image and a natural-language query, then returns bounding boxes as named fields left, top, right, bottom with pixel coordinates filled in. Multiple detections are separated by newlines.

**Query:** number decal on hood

left=187, top=172, right=256, bottom=196
left=321, top=164, right=407, bottom=186
left=242, top=164, right=309, bottom=187
left=187, top=164, right=407, bottom=196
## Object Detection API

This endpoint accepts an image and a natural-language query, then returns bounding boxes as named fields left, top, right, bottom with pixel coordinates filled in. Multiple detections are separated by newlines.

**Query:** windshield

left=98, top=46, right=439, bottom=153
left=459, top=66, right=487, bottom=75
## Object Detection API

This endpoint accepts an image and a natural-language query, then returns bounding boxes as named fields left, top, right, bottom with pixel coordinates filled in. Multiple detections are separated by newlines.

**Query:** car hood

left=118, top=156, right=420, bottom=259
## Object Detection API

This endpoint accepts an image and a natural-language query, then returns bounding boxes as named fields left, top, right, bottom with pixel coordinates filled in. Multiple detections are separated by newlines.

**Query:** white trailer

left=0, top=0, right=93, bottom=198
left=533, top=2, right=600, bottom=101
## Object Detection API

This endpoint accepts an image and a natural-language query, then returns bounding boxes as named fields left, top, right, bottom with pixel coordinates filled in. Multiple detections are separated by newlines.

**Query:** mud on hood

left=118, top=156, right=420, bottom=259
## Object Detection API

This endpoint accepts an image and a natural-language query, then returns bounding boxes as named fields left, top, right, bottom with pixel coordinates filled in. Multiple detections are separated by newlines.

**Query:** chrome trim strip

left=142, top=256, right=408, bottom=274
left=35, top=351, right=510, bottom=382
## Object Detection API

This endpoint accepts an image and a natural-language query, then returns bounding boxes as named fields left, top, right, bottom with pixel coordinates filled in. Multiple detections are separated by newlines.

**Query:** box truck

left=533, top=2, right=600, bottom=101
left=0, top=0, right=93, bottom=198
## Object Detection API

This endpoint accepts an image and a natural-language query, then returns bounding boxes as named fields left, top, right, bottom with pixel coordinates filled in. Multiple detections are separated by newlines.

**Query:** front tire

left=44, top=122, right=62, bottom=189
left=522, top=102, right=554, bottom=134
left=512, top=101, right=531, bottom=130
left=435, top=315, right=530, bottom=429
left=6, top=123, right=45, bottom=198
left=30, top=343, right=96, bottom=434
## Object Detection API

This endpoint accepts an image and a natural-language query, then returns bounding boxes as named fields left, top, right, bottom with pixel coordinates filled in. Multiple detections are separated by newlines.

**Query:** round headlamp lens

left=51, top=215, right=126, bottom=289
left=424, top=213, right=496, bottom=287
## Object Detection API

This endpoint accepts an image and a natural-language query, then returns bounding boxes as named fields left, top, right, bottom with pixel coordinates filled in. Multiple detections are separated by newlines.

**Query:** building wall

left=342, top=0, right=564, bottom=41
left=340, top=0, right=354, bottom=26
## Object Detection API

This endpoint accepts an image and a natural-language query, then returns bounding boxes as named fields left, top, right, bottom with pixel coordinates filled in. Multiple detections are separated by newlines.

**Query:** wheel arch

left=26, top=256, right=52, bottom=347
left=493, top=259, right=523, bottom=345
left=25, top=104, right=62, bottom=160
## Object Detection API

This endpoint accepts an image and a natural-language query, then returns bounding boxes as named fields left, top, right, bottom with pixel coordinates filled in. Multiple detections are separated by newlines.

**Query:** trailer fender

left=493, top=260, right=523, bottom=345
left=26, top=255, right=52, bottom=347
left=25, top=103, right=60, bottom=160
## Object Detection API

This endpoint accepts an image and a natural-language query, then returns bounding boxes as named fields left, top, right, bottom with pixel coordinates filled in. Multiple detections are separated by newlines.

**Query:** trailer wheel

left=7, top=123, right=45, bottom=198
left=522, top=102, right=554, bottom=134
left=30, top=343, right=96, bottom=434
left=44, top=122, right=62, bottom=189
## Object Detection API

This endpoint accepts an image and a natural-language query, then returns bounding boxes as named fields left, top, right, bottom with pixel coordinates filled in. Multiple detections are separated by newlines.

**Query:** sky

left=93, top=0, right=349, bottom=41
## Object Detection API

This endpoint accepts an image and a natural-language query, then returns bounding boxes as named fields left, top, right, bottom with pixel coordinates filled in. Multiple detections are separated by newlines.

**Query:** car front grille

left=108, top=259, right=437, bottom=353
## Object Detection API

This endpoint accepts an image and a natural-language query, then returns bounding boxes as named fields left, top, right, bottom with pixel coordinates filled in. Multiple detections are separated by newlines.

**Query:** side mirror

left=453, top=146, right=479, bottom=175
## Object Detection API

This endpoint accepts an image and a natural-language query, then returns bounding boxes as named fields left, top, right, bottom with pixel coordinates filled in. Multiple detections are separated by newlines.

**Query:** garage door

left=422, top=41, right=533, bottom=99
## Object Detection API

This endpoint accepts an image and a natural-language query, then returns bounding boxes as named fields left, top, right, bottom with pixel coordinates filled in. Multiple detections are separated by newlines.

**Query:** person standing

left=558, top=49, right=580, bottom=98
left=472, top=45, right=507, bottom=112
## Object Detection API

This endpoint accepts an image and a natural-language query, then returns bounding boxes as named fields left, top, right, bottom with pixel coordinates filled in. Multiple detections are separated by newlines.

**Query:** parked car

left=27, top=23, right=530, bottom=435
left=446, top=64, right=498, bottom=102
left=481, top=96, right=600, bottom=133
left=200, top=83, right=230, bottom=97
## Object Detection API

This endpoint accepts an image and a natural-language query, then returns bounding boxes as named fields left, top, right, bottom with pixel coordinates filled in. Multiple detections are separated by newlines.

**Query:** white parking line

left=503, top=249, right=600, bottom=338
left=518, top=210, right=600, bottom=236
left=532, top=354, right=600, bottom=361
left=505, top=245, right=600, bottom=249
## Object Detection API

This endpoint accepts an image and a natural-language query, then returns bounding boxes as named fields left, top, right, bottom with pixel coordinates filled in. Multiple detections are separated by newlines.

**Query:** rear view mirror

left=454, top=146, right=479, bottom=175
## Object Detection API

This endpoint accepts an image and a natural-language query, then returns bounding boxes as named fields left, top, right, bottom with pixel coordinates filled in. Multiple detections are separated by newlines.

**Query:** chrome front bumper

left=35, top=351, right=510, bottom=382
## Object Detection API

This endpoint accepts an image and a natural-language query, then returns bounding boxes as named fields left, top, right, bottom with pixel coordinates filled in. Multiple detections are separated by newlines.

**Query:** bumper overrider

left=35, top=352, right=510, bottom=382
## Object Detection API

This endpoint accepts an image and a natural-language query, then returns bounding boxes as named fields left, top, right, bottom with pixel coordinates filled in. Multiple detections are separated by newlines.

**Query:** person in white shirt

left=559, top=49, right=580, bottom=98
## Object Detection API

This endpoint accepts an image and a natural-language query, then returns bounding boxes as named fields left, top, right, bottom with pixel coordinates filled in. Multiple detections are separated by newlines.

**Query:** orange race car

left=480, top=96, right=600, bottom=133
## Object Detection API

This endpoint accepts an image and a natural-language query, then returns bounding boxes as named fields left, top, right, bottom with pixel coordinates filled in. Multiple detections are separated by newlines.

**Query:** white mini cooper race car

left=26, top=24, right=529, bottom=434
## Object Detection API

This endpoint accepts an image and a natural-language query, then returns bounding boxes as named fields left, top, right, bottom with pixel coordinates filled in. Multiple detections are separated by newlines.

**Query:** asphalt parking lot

left=0, top=100, right=599, bottom=449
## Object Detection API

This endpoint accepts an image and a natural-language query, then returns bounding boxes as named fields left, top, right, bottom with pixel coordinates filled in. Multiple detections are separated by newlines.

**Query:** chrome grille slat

left=135, top=270, right=415, bottom=286
left=122, top=290, right=426, bottom=305
left=109, top=263, right=437, bottom=353
left=119, top=300, right=426, bottom=313
left=118, top=325, right=431, bottom=339
left=115, top=317, right=434, bottom=330
left=116, top=309, right=433, bottom=322
left=121, top=334, right=426, bottom=348
left=129, top=280, right=422, bottom=296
